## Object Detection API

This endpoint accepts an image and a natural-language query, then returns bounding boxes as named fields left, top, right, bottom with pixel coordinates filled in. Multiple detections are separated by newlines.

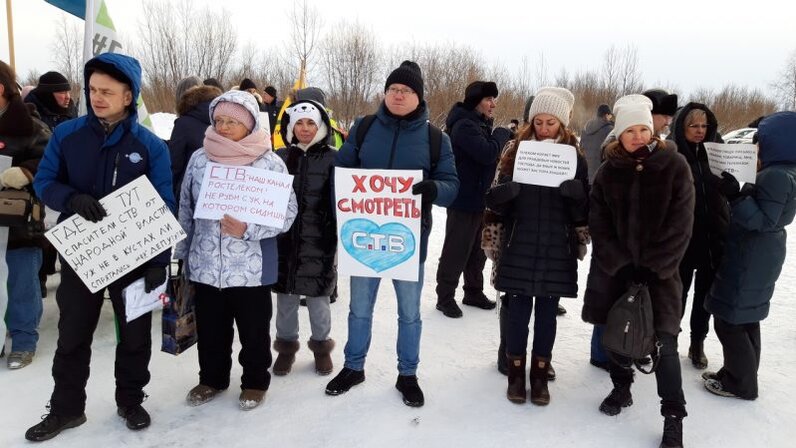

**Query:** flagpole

left=5, top=0, right=14, bottom=69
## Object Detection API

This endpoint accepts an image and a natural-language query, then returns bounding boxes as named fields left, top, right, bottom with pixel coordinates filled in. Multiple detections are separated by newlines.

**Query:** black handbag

left=0, top=188, right=46, bottom=238
left=161, top=262, right=198, bottom=355
left=602, top=282, right=660, bottom=374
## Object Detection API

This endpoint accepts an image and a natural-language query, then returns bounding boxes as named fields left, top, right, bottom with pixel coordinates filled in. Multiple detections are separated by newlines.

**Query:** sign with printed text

left=512, top=141, right=577, bottom=187
left=335, top=168, right=422, bottom=281
left=46, top=176, right=186, bottom=293
left=704, top=142, right=758, bottom=184
left=193, top=163, right=294, bottom=228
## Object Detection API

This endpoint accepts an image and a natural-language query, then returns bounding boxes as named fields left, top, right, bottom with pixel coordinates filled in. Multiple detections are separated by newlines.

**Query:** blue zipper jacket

left=33, top=53, right=176, bottom=267
left=336, top=102, right=459, bottom=262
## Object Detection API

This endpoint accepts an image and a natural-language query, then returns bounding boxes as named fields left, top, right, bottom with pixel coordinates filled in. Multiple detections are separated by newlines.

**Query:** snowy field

left=1, top=196, right=795, bottom=445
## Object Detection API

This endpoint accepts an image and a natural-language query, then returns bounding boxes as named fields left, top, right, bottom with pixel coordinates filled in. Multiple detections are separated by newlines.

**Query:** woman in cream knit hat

left=483, top=87, right=589, bottom=407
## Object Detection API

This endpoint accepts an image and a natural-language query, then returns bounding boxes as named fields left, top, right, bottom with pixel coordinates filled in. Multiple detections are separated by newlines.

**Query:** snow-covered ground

left=2, top=211, right=795, bottom=448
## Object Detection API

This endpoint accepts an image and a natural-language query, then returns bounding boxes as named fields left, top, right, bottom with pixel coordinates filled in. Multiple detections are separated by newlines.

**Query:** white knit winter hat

left=613, top=94, right=654, bottom=138
left=527, top=87, right=575, bottom=127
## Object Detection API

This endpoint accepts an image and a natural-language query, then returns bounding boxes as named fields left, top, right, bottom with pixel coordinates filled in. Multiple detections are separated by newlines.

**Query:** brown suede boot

left=308, top=339, right=335, bottom=375
left=506, top=354, right=527, bottom=404
left=530, top=354, right=551, bottom=406
left=272, top=339, right=300, bottom=376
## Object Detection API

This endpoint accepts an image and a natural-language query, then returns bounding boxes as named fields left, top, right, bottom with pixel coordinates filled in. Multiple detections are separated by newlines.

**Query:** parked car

left=723, top=127, right=757, bottom=144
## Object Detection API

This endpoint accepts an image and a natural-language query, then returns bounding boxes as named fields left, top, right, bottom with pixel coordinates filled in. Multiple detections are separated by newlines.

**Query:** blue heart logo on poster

left=341, top=219, right=416, bottom=272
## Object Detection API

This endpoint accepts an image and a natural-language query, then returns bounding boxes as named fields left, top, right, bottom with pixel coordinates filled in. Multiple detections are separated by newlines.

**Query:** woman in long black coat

left=272, top=100, right=337, bottom=377
left=703, top=111, right=796, bottom=400
left=485, top=87, right=588, bottom=407
left=583, top=94, right=695, bottom=448
left=668, top=102, right=729, bottom=369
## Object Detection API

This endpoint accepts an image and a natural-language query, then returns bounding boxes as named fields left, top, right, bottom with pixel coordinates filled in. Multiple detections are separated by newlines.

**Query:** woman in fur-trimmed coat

left=582, top=94, right=695, bottom=448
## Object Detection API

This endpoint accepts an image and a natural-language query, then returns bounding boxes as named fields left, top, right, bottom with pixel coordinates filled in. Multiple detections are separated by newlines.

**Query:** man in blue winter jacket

left=26, top=53, right=175, bottom=441
left=325, top=60, right=459, bottom=407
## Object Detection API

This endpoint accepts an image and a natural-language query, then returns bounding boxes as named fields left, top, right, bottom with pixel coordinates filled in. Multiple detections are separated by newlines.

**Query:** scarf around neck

left=203, top=126, right=271, bottom=166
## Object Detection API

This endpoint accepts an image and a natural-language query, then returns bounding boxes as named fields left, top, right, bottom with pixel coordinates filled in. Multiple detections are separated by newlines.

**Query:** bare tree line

left=42, top=2, right=792, bottom=134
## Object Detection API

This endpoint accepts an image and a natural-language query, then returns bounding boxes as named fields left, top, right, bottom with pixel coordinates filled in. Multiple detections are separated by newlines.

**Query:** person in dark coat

left=272, top=99, right=337, bottom=377
left=581, top=104, right=613, bottom=184
left=435, top=81, right=511, bottom=318
left=168, top=84, right=222, bottom=206
left=583, top=94, right=695, bottom=448
left=667, top=102, right=729, bottom=370
left=702, top=111, right=796, bottom=400
left=484, top=87, right=588, bottom=407
left=28, top=53, right=175, bottom=440
left=23, top=71, right=77, bottom=132
left=0, top=60, right=51, bottom=369
left=262, top=85, right=283, bottom=134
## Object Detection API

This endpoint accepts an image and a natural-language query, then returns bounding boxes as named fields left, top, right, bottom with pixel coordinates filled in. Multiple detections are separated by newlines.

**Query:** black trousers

left=505, top=295, right=559, bottom=358
left=194, top=283, right=273, bottom=391
left=679, top=256, right=715, bottom=341
left=435, top=209, right=487, bottom=303
left=714, top=318, right=760, bottom=399
left=608, top=332, right=687, bottom=418
left=50, top=264, right=152, bottom=417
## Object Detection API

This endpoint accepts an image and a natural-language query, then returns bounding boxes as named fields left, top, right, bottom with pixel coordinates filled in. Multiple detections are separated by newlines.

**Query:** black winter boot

left=462, top=292, right=496, bottom=310
left=436, top=298, right=463, bottom=318
left=688, top=339, right=708, bottom=370
left=117, top=404, right=151, bottom=430
left=497, top=295, right=508, bottom=375
left=25, top=413, right=87, bottom=441
left=599, top=382, right=633, bottom=416
left=506, top=354, right=527, bottom=404
left=659, top=415, right=684, bottom=448
left=396, top=375, right=425, bottom=407
left=325, top=368, right=365, bottom=396
left=272, top=339, right=300, bottom=376
left=529, top=354, right=551, bottom=406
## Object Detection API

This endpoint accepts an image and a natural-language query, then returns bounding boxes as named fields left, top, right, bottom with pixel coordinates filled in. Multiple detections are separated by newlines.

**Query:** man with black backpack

left=435, top=81, right=511, bottom=318
left=326, top=60, right=459, bottom=407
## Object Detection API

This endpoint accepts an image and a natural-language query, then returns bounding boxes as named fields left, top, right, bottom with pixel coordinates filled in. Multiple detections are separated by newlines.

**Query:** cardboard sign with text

left=46, top=176, right=186, bottom=293
left=704, top=142, right=758, bottom=184
left=335, top=168, right=422, bottom=282
left=193, top=162, right=294, bottom=228
left=512, top=141, right=577, bottom=187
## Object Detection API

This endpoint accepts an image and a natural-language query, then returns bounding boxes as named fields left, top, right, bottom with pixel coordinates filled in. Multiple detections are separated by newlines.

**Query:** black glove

left=68, top=194, right=107, bottom=223
left=491, top=127, right=512, bottom=149
left=485, top=181, right=521, bottom=207
left=412, top=180, right=437, bottom=203
left=144, top=267, right=167, bottom=293
left=616, top=264, right=635, bottom=282
left=738, top=182, right=756, bottom=198
left=717, top=171, right=741, bottom=200
left=632, top=266, right=656, bottom=284
left=559, top=179, right=586, bottom=202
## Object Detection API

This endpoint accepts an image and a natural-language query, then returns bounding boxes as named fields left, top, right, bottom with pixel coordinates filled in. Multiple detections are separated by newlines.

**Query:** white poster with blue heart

left=335, top=168, right=423, bottom=282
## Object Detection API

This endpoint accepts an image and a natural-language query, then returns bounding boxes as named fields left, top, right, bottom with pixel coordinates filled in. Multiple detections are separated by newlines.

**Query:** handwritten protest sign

left=46, top=176, right=186, bottom=293
left=335, top=168, right=422, bottom=281
left=704, top=142, right=758, bottom=184
left=193, top=163, right=294, bottom=228
left=512, top=141, right=577, bottom=187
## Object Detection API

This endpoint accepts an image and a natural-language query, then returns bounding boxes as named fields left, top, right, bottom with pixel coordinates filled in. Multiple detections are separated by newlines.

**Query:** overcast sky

left=2, top=0, right=795, bottom=99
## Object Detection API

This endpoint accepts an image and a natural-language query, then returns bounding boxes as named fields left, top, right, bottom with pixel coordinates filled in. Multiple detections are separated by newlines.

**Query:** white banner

left=193, top=163, right=294, bottom=229
left=46, top=176, right=186, bottom=293
left=512, top=141, right=577, bottom=187
left=81, top=0, right=153, bottom=130
left=335, top=168, right=422, bottom=282
left=704, top=142, right=758, bottom=184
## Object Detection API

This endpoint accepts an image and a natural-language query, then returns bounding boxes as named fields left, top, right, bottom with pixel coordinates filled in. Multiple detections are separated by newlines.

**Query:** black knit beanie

left=463, top=81, right=498, bottom=110
left=597, top=104, right=612, bottom=117
left=37, top=71, right=71, bottom=93
left=385, top=60, right=424, bottom=102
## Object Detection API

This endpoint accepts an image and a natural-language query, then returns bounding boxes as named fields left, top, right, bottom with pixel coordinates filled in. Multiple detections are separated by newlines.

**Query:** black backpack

left=353, top=114, right=442, bottom=171
left=602, top=283, right=660, bottom=374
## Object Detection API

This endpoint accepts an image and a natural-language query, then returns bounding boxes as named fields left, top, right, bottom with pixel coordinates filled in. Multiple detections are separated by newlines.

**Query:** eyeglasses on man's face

left=386, top=86, right=416, bottom=96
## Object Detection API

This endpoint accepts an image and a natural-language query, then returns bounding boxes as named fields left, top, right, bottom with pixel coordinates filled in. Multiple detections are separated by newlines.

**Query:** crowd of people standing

left=0, top=52, right=793, bottom=448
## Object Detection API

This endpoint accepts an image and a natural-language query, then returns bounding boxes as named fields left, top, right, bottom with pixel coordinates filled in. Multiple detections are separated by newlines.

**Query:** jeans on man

left=343, top=265, right=424, bottom=376
left=6, top=247, right=43, bottom=352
